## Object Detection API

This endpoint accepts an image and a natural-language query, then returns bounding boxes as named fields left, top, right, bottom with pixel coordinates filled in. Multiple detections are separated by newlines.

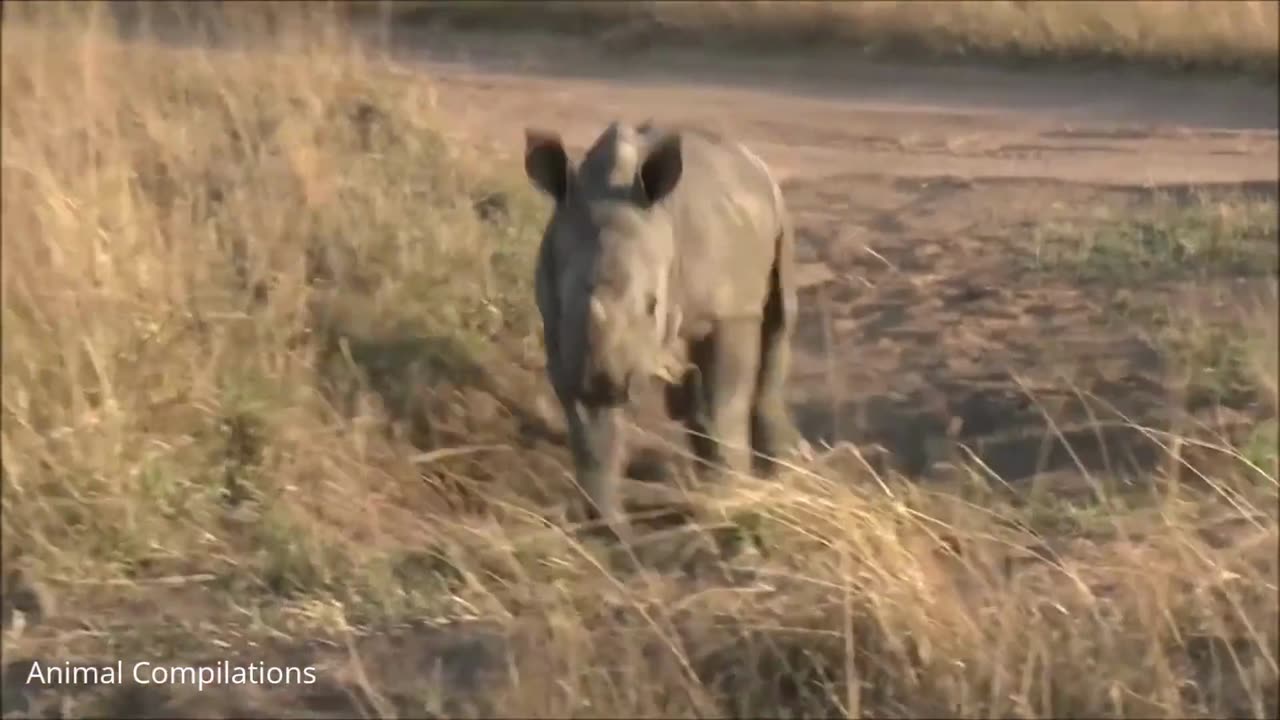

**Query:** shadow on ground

left=781, top=174, right=1277, bottom=485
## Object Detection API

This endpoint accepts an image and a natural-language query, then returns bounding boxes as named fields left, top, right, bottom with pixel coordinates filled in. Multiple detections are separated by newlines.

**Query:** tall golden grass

left=1, top=2, right=1277, bottom=717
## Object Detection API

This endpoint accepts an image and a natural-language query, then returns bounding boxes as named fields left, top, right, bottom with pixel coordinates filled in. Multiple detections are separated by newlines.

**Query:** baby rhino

left=525, top=121, right=800, bottom=535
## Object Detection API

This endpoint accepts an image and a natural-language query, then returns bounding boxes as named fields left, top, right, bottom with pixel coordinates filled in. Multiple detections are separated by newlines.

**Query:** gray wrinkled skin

left=525, top=121, right=799, bottom=536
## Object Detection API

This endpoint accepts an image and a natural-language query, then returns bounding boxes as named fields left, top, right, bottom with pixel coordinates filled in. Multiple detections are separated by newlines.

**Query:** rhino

left=524, top=120, right=799, bottom=535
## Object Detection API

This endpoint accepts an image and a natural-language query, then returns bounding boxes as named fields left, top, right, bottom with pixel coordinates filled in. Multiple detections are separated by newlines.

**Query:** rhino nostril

left=586, top=371, right=606, bottom=392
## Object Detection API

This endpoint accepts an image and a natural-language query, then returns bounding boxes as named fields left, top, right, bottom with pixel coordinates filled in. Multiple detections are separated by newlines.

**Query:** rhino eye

left=645, top=295, right=658, bottom=317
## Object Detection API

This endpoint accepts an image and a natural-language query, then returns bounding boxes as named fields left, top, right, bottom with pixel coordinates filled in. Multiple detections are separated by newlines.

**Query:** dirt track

left=402, top=28, right=1278, bottom=184
left=395, top=29, right=1280, bottom=483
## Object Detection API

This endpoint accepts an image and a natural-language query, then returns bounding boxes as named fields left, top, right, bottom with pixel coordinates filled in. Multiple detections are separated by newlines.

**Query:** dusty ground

left=395, top=27, right=1279, bottom=484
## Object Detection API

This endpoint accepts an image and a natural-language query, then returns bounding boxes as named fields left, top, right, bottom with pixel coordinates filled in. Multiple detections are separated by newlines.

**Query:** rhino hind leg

left=750, top=240, right=800, bottom=477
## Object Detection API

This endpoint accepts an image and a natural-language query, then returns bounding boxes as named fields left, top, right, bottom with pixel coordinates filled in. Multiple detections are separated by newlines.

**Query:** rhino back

left=646, top=125, right=785, bottom=327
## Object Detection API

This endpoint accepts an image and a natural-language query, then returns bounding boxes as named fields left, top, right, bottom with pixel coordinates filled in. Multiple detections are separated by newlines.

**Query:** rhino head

left=525, top=123, right=688, bottom=406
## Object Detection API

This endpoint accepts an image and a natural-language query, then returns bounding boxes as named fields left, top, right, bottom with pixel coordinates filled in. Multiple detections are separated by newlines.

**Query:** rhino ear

left=638, top=133, right=682, bottom=207
left=525, top=128, right=571, bottom=203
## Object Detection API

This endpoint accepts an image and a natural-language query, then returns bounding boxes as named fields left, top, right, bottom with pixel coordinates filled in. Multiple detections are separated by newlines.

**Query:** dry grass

left=2, top=3, right=1278, bottom=718
left=372, top=0, right=1280, bottom=78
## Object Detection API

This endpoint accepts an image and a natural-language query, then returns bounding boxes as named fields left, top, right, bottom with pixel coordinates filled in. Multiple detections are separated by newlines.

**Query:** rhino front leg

left=564, top=401, right=628, bottom=533
left=696, top=318, right=761, bottom=477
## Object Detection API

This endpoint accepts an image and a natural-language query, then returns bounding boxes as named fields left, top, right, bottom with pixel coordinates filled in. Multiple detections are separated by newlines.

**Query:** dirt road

left=401, top=28, right=1277, bottom=184
left=400, top=28, right=1279, bottom=482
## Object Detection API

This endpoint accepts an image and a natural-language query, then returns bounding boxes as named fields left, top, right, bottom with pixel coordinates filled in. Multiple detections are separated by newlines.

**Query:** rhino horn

left=662, top=306, right=682, bottom=347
